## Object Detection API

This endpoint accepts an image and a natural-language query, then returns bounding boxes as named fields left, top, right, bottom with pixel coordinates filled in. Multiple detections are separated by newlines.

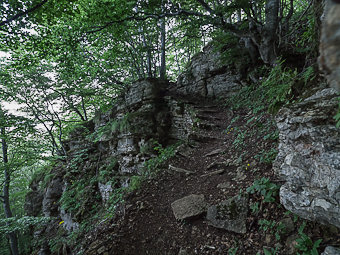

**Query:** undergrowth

left=227, top=59, right=316, bottom=114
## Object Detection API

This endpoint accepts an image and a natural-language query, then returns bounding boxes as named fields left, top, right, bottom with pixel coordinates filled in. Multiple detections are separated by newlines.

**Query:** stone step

left=193, top=104, right=218, bottom=109
left=189, top=133, right=222, bottom=143
left=196, top=114, right=223, bottom=121
left=197, top=109, right=220, bottom=114
left=197, top=122, right=220, bottom=130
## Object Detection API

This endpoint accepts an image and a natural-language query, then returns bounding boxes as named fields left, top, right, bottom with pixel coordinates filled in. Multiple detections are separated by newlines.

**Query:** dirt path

left=83, top=99, right=339, bottom=255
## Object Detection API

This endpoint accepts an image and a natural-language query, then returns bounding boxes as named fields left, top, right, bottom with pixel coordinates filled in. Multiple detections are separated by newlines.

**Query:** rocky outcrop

left=94, top=79, right=172, bottom=177
left=274, top=88, right=340, bottom=228
left=175, top=44, right=242, bottom=98
left=319, top=0, right=340, bottom=92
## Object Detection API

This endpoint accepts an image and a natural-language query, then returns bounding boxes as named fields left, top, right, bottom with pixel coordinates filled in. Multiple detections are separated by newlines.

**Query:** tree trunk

left=141, top=31, right=153, bottom=78
left=173, top=37, right=181, bottom=73
left=159, top=4, right=166, bottom=80
left=1, top=118, right=19, bottom=255
left=258, top=0, right=280, bottom=65
left=237, top=9, right=242, bottom=22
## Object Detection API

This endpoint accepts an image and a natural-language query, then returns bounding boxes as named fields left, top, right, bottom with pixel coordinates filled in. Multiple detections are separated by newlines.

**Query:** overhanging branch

left=0, top=0, right=48, bottom=27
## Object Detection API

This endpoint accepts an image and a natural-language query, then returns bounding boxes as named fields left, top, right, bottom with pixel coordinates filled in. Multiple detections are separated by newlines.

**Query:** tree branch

left=85, top=10, right=209, bottom=34
left=195, top=0, right=215, bottom=14
left=0, top=0, right=48, bottom=27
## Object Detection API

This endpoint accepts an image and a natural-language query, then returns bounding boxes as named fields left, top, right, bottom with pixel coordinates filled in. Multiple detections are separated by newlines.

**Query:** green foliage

left=228, top=246, right=238, bottom=255
left=0, top=216, right=50, bottom=255
left=0, top=216, right=50, bottom=235
left=250, top=201, right=260, bottom=215
left=212, top=31, right=249, bottom=66
left=255, top=148, right=278, bottom=164
left=227, top=60, right=315, bottom=114
left=335, top=97, right=340, bottom=128
left=263, top=130, right=279, bottom=141
left=144, top=141, right=180, bottom=175
left=128, top=175, right=143, bottom=192
left=295, top=222, right=322, bottom=255
left=246, top=178, right=280, bottom=203
left=98, top=157, right=118, bottom=182
left=60, top=149, right=101, bottom=217
left=232, top=129, right=247, bottom=150
left=263, top=247, right=278, bottom=255
left=302, top=66, right=316, bottom=85
left=258, top=219, right=284, bottom=241
left=89, top=112, right=136, bottom=143
left=259, top=219, right=276, bottom=232
left=105, top=184, right=125, bottom=218
left=261, top=60, right=297, bottom=113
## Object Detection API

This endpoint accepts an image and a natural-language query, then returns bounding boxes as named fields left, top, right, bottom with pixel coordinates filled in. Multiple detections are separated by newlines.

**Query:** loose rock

left=205, top=148, right=224, bottom=157
left=322, top=246, right=340, bottom=255
left=217, top=182, right=231, bottom=189
left=171, top=194, right=208, bottom=220
left=206, top=195, right=248, bottom=234
left=169, top=165, right=194, bottom=175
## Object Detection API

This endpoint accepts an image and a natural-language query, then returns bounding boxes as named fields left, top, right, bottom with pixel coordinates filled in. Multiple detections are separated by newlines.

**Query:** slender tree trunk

left=1, top=115, right=19, bottom=255
left=259, top=0, right=279, bottom=64
left=140, top=27, right=153, bottom=78
left=173, top=37, right=181, bottom=73
left=159, top=0, right=166, bottom=80
left=237, top=9, right=242, bottom=22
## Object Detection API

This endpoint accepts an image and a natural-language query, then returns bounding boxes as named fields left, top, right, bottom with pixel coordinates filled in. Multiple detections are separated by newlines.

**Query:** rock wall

left=274, top=88, right=340, bottom=228
left=276, top=0, right=340, bottom=230
left=319, top=0, right=340, bottom=92
left=175, top=44, right=242, bottom=98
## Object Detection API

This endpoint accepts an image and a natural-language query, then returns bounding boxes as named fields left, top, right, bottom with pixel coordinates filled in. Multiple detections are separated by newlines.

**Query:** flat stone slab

left=168, top=165, right=194, bottom=175
left=205, top=148, right=224, bottom=157
left=206, top=195, right=248, bottom=234
left=171, top=194, right=207, bottom=220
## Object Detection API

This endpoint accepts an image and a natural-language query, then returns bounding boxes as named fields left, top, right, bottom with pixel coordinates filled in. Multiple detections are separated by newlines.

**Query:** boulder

left=171, top=194, right=208, bottom=220
left=206, top=195, right=248, bottom=234
left=274, top=88, right=340, bottom=228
